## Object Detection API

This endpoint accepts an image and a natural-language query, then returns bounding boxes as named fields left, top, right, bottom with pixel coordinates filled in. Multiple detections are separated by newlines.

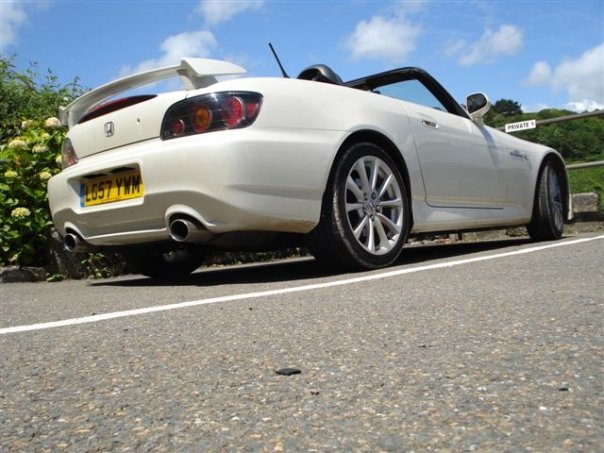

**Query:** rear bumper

left=48, top=127, right=341, bottom=246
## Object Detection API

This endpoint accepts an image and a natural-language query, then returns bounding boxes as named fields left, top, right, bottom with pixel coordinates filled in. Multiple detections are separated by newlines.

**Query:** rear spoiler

left=60, top=58, right=247, bottom=128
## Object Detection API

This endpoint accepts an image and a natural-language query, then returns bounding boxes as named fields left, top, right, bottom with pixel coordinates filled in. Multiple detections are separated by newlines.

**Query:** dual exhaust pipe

left=168, top=217, right=213, bottom=244
left=64, top=232, right=92, bottom=252
left=63, top=216, right=212, bottom=252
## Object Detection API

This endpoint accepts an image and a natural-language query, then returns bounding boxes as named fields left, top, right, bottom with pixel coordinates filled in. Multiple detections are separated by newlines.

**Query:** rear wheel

left=527, top=161, right=565, bottom=241
left=309, top=142, right=410, bottom=270
left=122, top=244, right=205, bottom=279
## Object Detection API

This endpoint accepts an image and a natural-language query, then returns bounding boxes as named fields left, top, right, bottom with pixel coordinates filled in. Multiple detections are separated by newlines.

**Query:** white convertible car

left=48, top=58, right=571, bottom=278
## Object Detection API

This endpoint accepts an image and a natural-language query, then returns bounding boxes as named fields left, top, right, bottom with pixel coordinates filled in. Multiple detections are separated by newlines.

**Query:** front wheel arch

left=527, top=154, right=569, bottom=240
left=533, top=154, right=570, bottom=219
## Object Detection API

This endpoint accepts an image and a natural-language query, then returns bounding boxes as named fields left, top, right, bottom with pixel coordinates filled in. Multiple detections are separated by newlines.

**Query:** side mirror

left=466, top=92, right=490, bottom=125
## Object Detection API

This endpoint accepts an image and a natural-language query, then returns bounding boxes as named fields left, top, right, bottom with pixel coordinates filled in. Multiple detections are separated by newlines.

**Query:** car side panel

left=404, top=104, right=508, bottom=209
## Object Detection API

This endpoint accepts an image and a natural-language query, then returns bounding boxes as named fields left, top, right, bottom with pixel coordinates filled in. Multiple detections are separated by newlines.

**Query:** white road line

left=2, top=235, right=602, bottom=335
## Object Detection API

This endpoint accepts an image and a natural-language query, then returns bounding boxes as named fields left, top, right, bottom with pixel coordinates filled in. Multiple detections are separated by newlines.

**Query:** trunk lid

left=62, top=58, right=247, bottom=158
left=68, top=91, right=186, bottom=159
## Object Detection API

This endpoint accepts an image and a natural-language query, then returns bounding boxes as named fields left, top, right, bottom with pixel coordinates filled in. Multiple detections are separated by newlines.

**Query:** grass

left=568, top=165, right=604, bottom=208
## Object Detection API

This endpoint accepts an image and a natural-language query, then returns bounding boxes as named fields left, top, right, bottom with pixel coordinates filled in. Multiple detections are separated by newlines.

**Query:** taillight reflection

left=61, top=138, right=78, bottom=169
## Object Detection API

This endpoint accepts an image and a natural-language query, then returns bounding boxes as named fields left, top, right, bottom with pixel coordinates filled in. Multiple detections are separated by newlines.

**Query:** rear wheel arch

left=309, top=133, right=412, bottom=269
left=333, top=130, right=413, bottom=226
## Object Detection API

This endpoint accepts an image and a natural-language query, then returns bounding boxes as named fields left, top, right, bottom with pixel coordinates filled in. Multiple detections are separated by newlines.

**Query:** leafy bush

left=0, top=56, right=83, bottom=267
left=0, top=57, right=83, bottom=143
left=485, top=105, right=604, bottom=162
left=0, top=118, right=65, bottom=265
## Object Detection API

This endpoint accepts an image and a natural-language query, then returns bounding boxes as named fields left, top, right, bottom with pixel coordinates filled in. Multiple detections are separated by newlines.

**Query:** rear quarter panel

left=209, top=77, right=425, bottom=205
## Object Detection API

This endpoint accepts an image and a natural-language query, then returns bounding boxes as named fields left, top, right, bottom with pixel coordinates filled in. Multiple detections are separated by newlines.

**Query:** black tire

left=122, top=244, right=205, bottom=279
left=308, top=142, right=410, bottom=270
left=527, top=161, right=565, bottom=241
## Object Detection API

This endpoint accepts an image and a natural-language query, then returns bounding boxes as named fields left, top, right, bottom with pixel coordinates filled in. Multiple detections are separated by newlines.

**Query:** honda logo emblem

left=104, top=122, right=115, bottom=137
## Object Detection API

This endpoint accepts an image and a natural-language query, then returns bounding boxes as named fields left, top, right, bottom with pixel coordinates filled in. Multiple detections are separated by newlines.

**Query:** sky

left=1, top=0, right=603, bottom=113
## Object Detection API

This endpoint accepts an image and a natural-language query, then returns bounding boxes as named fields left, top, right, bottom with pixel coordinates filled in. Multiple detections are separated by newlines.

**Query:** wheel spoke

left=549, top=169, right=561, bottom=199
left=378, top=197, right=402, bottom=208
left=353, top=215, right=369, bottom=239
left=366, top=218, right=376, bottom=252
left=553, top=200, right=564, bottom=229
left=377, top=213, right=402, bottom=234
left=377, top=174, right=393, bottom=198
left=354, top=159, right=371, bottom=193
left=369, top=158, right=380, bottom=191
left=373, top=216, right=390, bottom=250
left=346, top=175, right=365, bottom=201
left=346, top=202, right=364, bottom=213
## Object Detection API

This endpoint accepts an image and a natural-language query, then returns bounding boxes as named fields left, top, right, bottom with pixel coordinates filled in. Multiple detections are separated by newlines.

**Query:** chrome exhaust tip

left=64, top=233, right=91, bottom=252
left=169, top=218, right=213, bottom=244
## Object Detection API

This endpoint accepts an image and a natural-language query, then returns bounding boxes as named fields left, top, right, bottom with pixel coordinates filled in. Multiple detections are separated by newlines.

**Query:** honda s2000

left=48, top=57, right=571, bottom=278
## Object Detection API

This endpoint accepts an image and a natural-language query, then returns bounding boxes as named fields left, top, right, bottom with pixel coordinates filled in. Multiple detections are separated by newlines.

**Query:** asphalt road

left=1, top=234, right=603, bottom=452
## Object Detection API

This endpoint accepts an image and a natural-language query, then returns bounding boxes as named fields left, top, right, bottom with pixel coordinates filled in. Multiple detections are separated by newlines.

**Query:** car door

left=377, top=78, right=507, bottom=209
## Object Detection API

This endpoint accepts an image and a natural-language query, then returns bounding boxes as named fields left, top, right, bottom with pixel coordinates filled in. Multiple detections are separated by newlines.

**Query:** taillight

left=161, top=92, right=262, bottom=140
left=193, top=105, right=212, bottom=132
left=61, top=138, right=78, bottom=169
left=171, top=119, right=185, bottom=136
left=221, top=96, right=245, bottom=128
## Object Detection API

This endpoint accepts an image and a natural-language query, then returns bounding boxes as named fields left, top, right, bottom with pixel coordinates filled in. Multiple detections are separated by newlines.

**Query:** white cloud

left=551, top=43, right=604, bottom=103
left=446, top=24, right=524, bottom=66
left=523, top=43, right=604, bottom=111
left=566, top=99, right=604, bottom=113
left=521, top=102, right=551, bottom=113
left=0, top=0, right=27, bottom=53
left=344, top=4, right=422, bottom=63
left=121, top=30, right=217, bottom=75
left=120, top=0, right=264, bottom=79
left=198, top=0, right=264, bottom=26
left=524, top=61, right=552, bottom=86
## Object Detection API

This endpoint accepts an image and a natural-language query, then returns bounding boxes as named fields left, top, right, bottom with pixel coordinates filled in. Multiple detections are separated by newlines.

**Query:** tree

left=0, top=56, right=84, bottom=143
left=492, top=98, right=523, bottom=116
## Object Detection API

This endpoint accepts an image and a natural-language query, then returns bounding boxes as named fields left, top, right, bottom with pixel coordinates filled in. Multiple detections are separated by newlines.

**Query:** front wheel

left=527, top=161, right=565, bottom=241
left=122, top=244, right=205, bottom=279
left=308, top=142, right=410, bottom=270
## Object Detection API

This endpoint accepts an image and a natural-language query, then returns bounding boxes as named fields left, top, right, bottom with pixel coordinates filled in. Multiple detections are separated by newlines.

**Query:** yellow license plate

left=80, top=170, right=144, bottom=207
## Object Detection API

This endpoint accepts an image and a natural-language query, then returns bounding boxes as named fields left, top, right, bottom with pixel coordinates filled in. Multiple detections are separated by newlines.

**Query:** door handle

left=422, top=120, right=438, bottom=129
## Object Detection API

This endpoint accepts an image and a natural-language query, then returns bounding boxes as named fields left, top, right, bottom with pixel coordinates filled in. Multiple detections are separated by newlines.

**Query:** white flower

left=7, top=139, right=28, bottom=150
left=4, top=170, right=18, bottom=179
left=21, top=120, right=34, bottom=130
left=39, top=171, right=52, bottom=181
left=44, top=117, right=62, bottom=129
left=33, top=144, right=49, bottom=154
left=11, top=207, right=31, bottom=218
left=55, top=155, right=63, bottom=165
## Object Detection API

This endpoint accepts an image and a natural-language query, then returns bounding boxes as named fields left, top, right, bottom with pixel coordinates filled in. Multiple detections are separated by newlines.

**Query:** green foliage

left=485, top=101, right=604, bottom=162
left=492, top=99, right=523, bottom=116
left=0, top=120, right=65, bottom=265
left=0, top=55, right=83, bottom=266
left=79, top=252, right=128, bottom=279
left=568, top=166, right=604, bottom=208
left=0, top=56, right=84, bottom=143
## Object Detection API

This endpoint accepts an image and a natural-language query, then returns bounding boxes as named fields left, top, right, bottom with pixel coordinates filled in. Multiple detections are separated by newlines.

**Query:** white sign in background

left=505, top=119, right=537, bottom=133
